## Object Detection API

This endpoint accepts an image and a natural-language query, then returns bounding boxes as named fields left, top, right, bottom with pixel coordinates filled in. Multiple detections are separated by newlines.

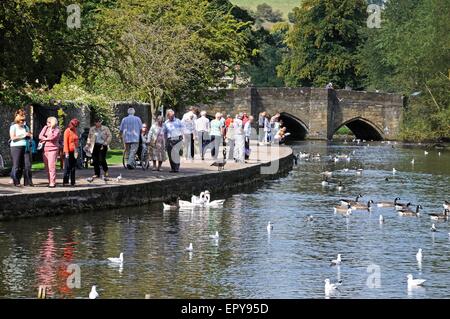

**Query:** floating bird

left=321, top=177, right=329, bottom=187
left=352, top=200, right=374, bottom=211
left=424, top=151, right=428, bottom=155
left=384, top=177, right=389, bottom=181
left=343, top=168, right=349, bottom=172
left=416, top=249, right=422, bottom=263
left=107, top=252, right=123, bottom=263
left=209, top=231, right=219, bottom=240
left=324, top=278, right=342, bottom=295
left=392, top=168, right=396, bottom=174
left=443, top=201, right=449, bottom=210
left=89, top=285, right=99, bottom=299
left=185, top=243, right=193, bottom=252
left=407, top=274, right=426, bottom=288
left=395, top=200, right=412, bottom=211
left=411, top=158, right=415, bottom=165
left=115, top=174, right=122, bottom=182
left=305, top=215, right=314, bottom=222
left=438, top=152, right=441, bottom=156
left=398, top=205, right=422, bottom=217
left=330, top=254, right=342, bottom=266
left=163, top=197, right=180, bottom=211
left=379, top=215, right=384, bottom=223
left=334, top=204, right=352, bottom=216
left=340, top=194, right=363, bottom=206
left=355, top=168, right=363, bottom=176
left=431, top=223, right=437, bottom=232
left=428, top=209, right=449, bottom=221
left=337, top=181, right=344, bottom=191
left=322, top=171, right=333, bottom=177
left=267, top=221, right=273, bottom=232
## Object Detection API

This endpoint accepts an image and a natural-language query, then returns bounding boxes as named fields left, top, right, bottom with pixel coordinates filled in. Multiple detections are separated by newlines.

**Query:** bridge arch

left=334, top=117, right=384, bottom=141
left=279, top=112, right=309, bottom=140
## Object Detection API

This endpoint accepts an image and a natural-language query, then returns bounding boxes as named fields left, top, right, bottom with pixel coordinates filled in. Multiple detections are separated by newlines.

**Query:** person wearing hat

left=85, top=118, right=112, bottom=178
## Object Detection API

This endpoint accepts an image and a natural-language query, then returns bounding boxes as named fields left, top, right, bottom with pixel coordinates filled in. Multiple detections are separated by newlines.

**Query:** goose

left=330, top=254, right=341, bottom=266
left=431, top=223, right=437, bottom=232
left=407, top=274, right=425, bottom=288
left=416, top=249, right=422, bottom=262
left=398, top=205, right=422, bottom=217
left=209, top=231, right=219, bottom=239
left=334, top=204, right=352, bottom=216
left=163, top=197, right=180, bottom=211
left=89, top=285, right=99, bottom=299
left=428, top=209, right=449, bottom=221
left=324, top=278, right=342, bottom=295
left=185, top=243, right=193, bottom=252
left=379, top=215, right=384, bottom=223
left=340, top=194, right=363, bottom=206
left=443, top=201, right=449, bottom=210
left=267, top=221, right=273, bottom=232
left=395, top=200, right=412, bottom=211
left=352, top=200, right=374, bottom=211
left=377, top=197, right=401, bottom=208
left=108, top=252, right=123, bottom=263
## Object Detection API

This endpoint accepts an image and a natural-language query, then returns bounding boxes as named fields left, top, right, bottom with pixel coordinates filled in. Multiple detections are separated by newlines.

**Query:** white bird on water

left=431, top=224, right=437, bottom=232
left=379, top=215, right=384, bottom=224
left=209, top=231, right=219, bottom=240
left=108, top=252, right=123, bottom=263
left=89, top=285, right=99, bottom=299
left=185, top=243, right=193, bottom=252
left=392, top=168, right=396, bottom=175
left=330, top=254, right=342, bottom=266
left=267, top=221, right=273, bottom=232
left=411, top=158, right=415, bottom=165
left=407, top=274, right=426, bottom=288
left=416, top=249, right=422, bottom=262
left=324, top=278, right=342, bottom=295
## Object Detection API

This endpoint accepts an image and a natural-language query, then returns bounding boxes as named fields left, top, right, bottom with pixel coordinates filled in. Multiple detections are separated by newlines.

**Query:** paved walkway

left=0, top=142, right=291, bottom=197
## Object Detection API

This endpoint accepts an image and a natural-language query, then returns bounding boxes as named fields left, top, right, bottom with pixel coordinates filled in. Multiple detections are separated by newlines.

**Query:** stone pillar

left=307, top=88, right=329, bottom=140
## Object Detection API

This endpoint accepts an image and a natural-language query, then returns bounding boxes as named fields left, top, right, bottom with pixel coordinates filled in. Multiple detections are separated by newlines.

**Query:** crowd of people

left=6, top=106, right=288, bottom=187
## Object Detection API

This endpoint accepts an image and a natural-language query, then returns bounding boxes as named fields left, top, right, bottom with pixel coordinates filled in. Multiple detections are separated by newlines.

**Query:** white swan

left=203, top=191, right=225, bottom=207
left=179, top=191, right=225, bottom=209
left=89, top=285, right=99, bottom=299
left=107, top=252, right=123, bottom=263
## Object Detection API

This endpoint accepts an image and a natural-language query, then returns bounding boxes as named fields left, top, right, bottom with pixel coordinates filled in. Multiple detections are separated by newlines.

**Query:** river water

left=0, top=141, right=449, bottom=299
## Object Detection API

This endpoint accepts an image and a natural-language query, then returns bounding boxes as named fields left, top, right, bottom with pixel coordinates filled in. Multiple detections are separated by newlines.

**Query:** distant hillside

left=230, top=0, right=300, bottom=18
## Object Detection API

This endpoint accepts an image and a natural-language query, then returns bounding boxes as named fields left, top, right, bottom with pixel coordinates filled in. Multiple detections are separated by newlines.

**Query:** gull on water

left=107, top=252, right=123, bottom=263
left=407, top=274, right=426, bottom=288
left=431, top=224, right=437, bottom=232
left=267, top=221, right=273, bottom=232
left=330, top=254, right=342, bottom=266
left=324, top=278, right=342, bottom=295
left=89, top=285, right=99, bottom=299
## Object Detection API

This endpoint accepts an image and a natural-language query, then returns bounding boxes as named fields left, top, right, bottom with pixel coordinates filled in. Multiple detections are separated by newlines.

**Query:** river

left=0, top=141, right=449, bottom=299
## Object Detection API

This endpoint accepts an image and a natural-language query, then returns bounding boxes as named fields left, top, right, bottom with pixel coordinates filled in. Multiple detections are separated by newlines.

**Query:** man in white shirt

left=182, top=107, right=197, bottom=160
left=244, top=116, right=254, bottom=160
left=233, top=113, right=245, bottom=163
left=195, top=111, right=210, bottom=160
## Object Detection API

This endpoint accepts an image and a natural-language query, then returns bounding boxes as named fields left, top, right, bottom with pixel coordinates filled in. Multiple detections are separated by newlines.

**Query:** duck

left=340, top=194, right=363, bottom=206
left=398, top=205, right=422, bottom=217
left=392, top=168, right=397, bottom=174
left=428, top=209, right=449, bottom=221
left=377, top=197, right=401, bottom=208
left=334, top=204, right=352, bottom=216
left=351, top=200, right=374, bottom=211
left=304, top=215, right=314, bottom=222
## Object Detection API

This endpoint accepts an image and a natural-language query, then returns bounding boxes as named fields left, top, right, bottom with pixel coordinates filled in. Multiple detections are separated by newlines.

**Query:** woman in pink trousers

left=39, top=117, right=61, bottom=188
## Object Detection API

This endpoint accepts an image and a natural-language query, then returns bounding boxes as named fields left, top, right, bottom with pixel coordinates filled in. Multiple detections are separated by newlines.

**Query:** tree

left=278, top=0, right=367, bottom=89
left=255, top=3, right=283, bottom=23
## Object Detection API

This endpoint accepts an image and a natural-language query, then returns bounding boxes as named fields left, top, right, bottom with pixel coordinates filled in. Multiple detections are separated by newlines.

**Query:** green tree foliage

left=255, top=3, right=283, bottom=23
left=278, top=0, right=367, bottom=89
left=359, top=0, right=450, bottom=141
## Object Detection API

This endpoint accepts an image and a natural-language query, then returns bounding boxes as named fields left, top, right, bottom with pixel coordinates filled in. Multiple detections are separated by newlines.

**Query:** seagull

left=411, top=158, right=415, bottom=165
left=115, top=174, right=122, bottom=182
left=407, top=274, right=426, bottom=288
left=107, top=252, right=123, bottom=263
left=330, top=254, right=342, bottom=266
left=89, top=285, right=99, bottom=299
left=185, top=243, right=193, bottom=252
left=431, top=224, right=437, bottom=232
left=324, top=278, right=342, bottom=295
left=392, top=168, right=396, bottom=174
left=379, top=215, right=384, bottom=223
left=267, top=221, right=273, bottom=232
left=416, top=249, right=422, bottom=262
left=209, top=231, right=219, bottom=239
left=424, top=151, right=428, bottom=155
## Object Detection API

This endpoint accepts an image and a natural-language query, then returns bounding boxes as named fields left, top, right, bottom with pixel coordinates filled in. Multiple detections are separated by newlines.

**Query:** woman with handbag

left=38, top=117, right=60, bottom=187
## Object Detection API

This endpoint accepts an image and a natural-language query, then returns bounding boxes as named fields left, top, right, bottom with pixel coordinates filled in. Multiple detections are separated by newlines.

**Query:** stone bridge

left=206, top=87, right=404, bottom=140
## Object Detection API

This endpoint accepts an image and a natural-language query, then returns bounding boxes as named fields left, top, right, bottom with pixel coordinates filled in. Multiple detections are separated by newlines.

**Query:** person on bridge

left=120, top=107, right=142, bottom=169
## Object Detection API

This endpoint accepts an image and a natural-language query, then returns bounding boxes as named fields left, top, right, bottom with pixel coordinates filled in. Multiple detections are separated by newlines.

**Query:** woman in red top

left=63, top=118, right=80, bottom=186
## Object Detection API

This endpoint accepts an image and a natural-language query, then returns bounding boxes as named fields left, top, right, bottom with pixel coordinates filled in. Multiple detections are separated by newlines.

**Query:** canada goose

left=398, top=205, right=422, bottom=217
left=428, top=209, right=449, bottom=220
left=377, top=197, right=401, bottom=208
left=352, top=200, right=374, bottom=211
left=334, top=204, right=352, bottom=215
left=431, top=223, right=437, bottom=232
left=340, top=194, right=362, bottom=206
left=395, top=200, right=412, bottom=211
